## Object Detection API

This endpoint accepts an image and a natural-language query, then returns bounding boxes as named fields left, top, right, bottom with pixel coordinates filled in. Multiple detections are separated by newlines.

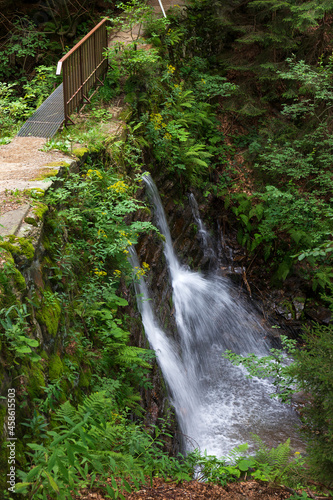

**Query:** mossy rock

left=1, top=236, right=35, bottom=260
left=32, top=168, right=60, bottom=181
left=32, top=203, right=48, bottom=221
left=36, top=298, right=61, bottom=337
left=27, top=366, right=46, bottom=399
left=0, top=248, right=14, bottom=264
left=24, top=216, right=38, bottom=227
left=12, top=268, right=26, bottom=291
left=25, top=188, right=45, bottom=198
left=17, top=238, right=35, bottom=260
left=0, top=255, right=25, bottom=307
left=0, top=253, right=25, bottom=290
left=72, top=147, right=88, bottom=158
left=45, top=161, right=70, bottom=167
left=48, top=354, right=64, bottom=381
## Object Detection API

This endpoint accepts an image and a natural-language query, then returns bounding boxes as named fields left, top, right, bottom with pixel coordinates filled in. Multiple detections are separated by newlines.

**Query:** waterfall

left=133, top=174, right=302, bottom=457
left=188, top=193, right=217, bottom=265
left=128, top=247, right=200, bottom=441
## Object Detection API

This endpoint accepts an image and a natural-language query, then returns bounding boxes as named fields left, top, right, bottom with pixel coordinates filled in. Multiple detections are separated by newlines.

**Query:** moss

left=27, top=366, right=46, bottom=399
left=60, top=378, right=70, bottom=394
left=0, top=241, right=18, bottom=256
left=40, top=349, right=49, bottom=361
left=24, top=216, right=38, bottom=227
left=43, top=235, right=51, bottom=250
left=0, top=270, right=17, bottom=309
left=72, top=147, right=88, bottom=158
left=44, top=161, right=70, bottom=167
left=79, top=369, right=91, bottom=388
left=17, top=238, right=34, bottom=260
left=36, top=298, right=61, bottom=337
left=1, top=236, right=34, bottom=260
left=24, top=187, right=45, bottom=198
left=32, top=203, right=48, bottom=221
left=49, top=354, right=64, bottom=381
left=43, top=256, right=53, bottom=266
left=0, top=248, right=14, bottom=263
left=12, top=268, right=26, bottom=291
left=32, top=168, right=60, bottom=181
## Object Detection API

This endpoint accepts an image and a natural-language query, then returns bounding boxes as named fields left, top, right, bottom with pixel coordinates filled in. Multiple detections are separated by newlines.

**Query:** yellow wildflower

left=150, top=113, right=163, bottom=130
left=107, top=180, right=128, bottom=193
left=94, top=270, right=107, bottom=276
left=86, top=169, right=103, bottom=179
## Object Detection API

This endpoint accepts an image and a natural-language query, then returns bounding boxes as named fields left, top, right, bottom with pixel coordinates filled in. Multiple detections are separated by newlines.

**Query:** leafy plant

left=18, top=393, right=196, bottom=499
left=251, top=435, right=307, bottom=488
left=0, top=304, right=41, bottom=365
left=223, top=335, right=297, bottom=403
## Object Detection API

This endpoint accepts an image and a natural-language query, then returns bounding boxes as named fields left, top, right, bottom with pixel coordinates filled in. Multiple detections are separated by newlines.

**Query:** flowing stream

left=131, top=174, right=303, bottom=457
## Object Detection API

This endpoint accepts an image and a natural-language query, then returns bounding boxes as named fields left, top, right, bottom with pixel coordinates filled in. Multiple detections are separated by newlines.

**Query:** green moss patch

left=24, top=188, right=45, bottom=198
left=72, top=147, right=88, bottom=158
left=24, top=216, right=38, bottom=227
left=36, top=299, right=61, bottom=337
left=27, top=366, right=46, bottom=399
left=32, top=203, right=48, bottom=221
left=32, top=169, right=59, bottom=181
left=12, top=268, right=26, bottom=290
left=79, top=369, right=91, bottom=388
left=48, top=354, right=64, bottom=381
left=0, top=236, right=35, bottom=260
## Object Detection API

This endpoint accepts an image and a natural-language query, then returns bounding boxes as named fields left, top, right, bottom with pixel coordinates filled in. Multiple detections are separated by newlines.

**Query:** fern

left=78, top=391, right=114, bottom=419
left=115, top=345, right=152, bottom=368
left=251, top=435, right=306, bottom=487
left=55, top=400, right=79, bottom=425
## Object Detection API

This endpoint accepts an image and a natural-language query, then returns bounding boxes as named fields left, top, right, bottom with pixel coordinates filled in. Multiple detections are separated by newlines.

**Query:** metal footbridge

left=17, top=84, right=64, bottom=139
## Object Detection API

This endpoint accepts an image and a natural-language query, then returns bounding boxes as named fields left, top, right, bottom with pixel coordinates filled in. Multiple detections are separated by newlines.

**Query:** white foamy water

left=131, top=174, right=303, bottom=456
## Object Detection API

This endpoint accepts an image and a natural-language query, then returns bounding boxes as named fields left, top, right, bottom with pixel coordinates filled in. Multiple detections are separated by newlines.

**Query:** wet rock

left=305, top=304, right=332, bottom=325
left=292, top=296, right=306, bottom=320
left=275, top=300, right=294, bottom=321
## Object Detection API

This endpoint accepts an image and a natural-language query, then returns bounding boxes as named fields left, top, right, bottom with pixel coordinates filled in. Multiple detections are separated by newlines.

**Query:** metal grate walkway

left=17, top=83, right=64, bottom=138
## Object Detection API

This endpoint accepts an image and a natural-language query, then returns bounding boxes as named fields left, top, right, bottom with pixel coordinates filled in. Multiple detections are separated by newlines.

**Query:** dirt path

left=76, top=477, right=299, bottom=500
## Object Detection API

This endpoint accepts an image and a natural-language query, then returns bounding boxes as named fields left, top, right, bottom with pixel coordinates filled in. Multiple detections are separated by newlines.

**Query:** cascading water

left=133, top=174, right=303, bottom=456
left=128, top=247, right=200, bottom=440
left=188, top=193, right=217, bottom=265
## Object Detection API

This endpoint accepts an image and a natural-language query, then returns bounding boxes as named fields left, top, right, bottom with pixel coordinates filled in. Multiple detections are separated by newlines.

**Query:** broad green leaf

left=44, top=471, right=59, bottom=493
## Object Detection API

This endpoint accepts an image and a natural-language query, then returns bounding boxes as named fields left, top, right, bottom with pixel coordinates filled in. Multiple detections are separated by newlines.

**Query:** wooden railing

left=56, top=18, right=109, bottom=124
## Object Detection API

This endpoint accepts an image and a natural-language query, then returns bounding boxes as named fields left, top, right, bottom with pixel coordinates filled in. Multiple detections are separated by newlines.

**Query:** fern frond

left=271, top=438, right=291, bottom=470
left=55, top=400, right=79, bottom=425
left=78, top=391, right=112, bottom=417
